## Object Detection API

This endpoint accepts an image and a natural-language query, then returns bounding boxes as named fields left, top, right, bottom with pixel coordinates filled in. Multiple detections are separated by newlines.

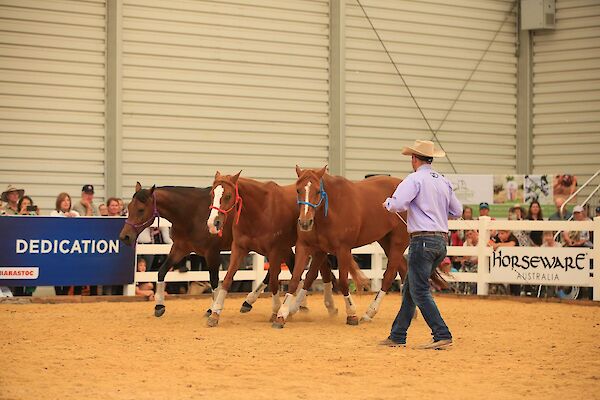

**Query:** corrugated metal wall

left=344, top=0, right=518, bottom=180
left=532, top=0, right=600, bottom=204
left=0, top=0, right=107, bottom=211
left=120, top=0, right=330, bottom=194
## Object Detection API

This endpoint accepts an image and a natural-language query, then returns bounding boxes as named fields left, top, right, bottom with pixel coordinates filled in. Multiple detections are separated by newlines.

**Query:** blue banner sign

left=0, top=217, right=135, bottom=286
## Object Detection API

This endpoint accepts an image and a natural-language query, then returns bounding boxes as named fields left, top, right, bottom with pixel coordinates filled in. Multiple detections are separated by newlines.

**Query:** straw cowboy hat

left=401, top=140, right=446, bottom=158
left=1, top=184, right=24, bottom=202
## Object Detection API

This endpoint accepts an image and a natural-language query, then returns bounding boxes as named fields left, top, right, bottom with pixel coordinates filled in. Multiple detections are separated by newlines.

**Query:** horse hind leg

left=240, top=271, right=268, bottom=313
left=336, top=248, right=358, bottom=326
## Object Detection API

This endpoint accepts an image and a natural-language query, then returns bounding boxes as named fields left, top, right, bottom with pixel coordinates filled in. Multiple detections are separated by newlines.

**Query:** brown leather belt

left=409, top=231, right=448, bottom=240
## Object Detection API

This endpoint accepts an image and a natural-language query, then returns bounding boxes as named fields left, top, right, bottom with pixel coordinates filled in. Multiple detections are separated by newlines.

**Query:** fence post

left=477, top=216, right=491, bottom=295
left=370, top=251, right=383, bottom=292
left=252, top=253, right=264, bottom=291
left=593, top=217, right=600, bottom=301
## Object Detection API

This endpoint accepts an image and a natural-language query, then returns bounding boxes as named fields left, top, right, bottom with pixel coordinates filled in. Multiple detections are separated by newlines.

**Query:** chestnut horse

left=119, top=182, right=284, bottom=318
left=272, top=166, right=414, bottom=328
left=206, top=171, right=351, bottom=327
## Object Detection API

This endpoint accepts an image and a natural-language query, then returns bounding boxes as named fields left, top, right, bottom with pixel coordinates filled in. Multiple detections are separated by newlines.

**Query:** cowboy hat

left=401, top=140, right=445, bottom=158
left=1, top=184, right=24, bottom=202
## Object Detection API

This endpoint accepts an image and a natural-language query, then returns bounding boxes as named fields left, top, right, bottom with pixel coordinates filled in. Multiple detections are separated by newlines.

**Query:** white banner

left=489, top=248, right=592, bottom=286
left=445, top=175, right=493, bottom=205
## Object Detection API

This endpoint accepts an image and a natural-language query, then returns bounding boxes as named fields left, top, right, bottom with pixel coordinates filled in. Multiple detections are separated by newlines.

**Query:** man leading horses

left=381, top=140, right=462, bottom=350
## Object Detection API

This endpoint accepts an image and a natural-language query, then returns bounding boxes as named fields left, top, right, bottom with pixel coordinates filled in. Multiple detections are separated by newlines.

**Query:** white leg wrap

left=344, top=294, right=357, bottom=317
left=155, top=281, right=166, bottom=306
left=245, top=282, right=267, bottom=305
left=323, top=281, right=335, bottom=310
left=211, top=289, right=228, bottom=314
left=364, top=290, right=386, bottom=319
left=271, top=291, right=281, bottom=314
left=211, top=285, right=220, bottom=301
left=277, top=293, right=295, bottom=319
left=289, top=288, right=307, bottom=315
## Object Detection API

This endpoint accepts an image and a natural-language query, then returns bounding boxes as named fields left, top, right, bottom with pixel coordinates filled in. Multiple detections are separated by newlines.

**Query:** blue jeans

left=389, top=235, right=452, bottom=344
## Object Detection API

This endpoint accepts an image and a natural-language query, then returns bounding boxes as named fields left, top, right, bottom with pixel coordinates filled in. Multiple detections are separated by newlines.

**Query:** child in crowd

left=135, top=258, right=155, bottom=301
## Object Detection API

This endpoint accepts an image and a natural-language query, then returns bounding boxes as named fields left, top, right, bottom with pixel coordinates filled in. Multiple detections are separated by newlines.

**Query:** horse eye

left=296, top=189, right=300, bottom=194
left=137, top=208, right=144, bottom=214
left=224, top=195, right=231, bottom=201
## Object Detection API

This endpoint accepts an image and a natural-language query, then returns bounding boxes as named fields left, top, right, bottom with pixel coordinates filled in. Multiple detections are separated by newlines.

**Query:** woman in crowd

left=50, top=192, right=80, bottom=217
left=106, top=197, right=122, bottom=217
left=526, top=201, right=544, bottom=246
left=17, top=195, right=40, bottom=216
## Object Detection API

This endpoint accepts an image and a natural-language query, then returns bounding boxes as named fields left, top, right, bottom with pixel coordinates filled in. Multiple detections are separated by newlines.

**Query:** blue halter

left=297, top=179, right=329, bottom=217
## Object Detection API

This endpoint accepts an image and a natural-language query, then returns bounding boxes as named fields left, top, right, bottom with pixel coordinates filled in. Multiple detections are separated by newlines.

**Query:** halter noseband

left=125, top=191, right=160, bottom=231
left=297, top=179, right=328, bottom=217
left=209, top=181, right=243, bottom=235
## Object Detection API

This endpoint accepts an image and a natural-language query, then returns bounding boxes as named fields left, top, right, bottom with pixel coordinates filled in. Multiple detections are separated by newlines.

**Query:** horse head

left=295, top=165, right=328, bottom=232
left=119, top=182, right=156, bottom=246
left=207, top=170, right=242, bottom=235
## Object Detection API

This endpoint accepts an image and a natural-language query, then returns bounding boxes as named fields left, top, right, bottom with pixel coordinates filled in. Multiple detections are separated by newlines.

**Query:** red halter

left=209, top=182, right=243, bottom=236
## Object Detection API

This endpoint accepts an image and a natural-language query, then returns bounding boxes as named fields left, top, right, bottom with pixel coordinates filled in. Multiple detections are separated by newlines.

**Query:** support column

left=516, top=14, right=533, bottom=174
left=329, top=0, right=345, bottom=176
left=106, top=0, right=123, bottom=197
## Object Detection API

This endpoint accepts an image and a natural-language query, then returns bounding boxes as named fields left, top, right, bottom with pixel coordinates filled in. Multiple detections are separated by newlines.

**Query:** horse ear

left=231, top=170, right=242, bottom=184
left=214, top=171, right=221, bottom=180
left=316, top=165, right=328, bottom=178
left=295, top=165, right=303, bottom=177
left=135, top=182, right=142, bottom=193
left=149, top=185, right=156, bottom=196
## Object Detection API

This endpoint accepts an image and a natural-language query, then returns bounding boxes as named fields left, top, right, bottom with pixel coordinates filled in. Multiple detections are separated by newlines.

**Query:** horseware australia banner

left=0, top=217, right=135, bottom=286
left=489, top=247, right=592, bottom=286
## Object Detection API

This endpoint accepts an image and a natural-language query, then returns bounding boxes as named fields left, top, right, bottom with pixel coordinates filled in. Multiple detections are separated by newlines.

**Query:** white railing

left=128, top=217, right=600, bottom=301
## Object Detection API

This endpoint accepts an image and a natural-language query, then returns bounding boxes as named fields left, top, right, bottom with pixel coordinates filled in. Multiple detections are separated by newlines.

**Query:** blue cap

left=479, top=202, right=490, bottom=209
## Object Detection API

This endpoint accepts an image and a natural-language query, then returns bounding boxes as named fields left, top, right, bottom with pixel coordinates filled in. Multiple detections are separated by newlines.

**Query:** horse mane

left=133, top=186, right=211, bottom=203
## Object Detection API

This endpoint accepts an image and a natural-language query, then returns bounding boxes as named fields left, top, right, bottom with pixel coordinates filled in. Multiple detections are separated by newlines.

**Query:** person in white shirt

left=50, top=193, right=80, bottom=217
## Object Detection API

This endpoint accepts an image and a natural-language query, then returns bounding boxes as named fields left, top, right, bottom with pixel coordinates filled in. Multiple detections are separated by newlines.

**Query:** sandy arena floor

left=1, top=293, right=600, bottom=400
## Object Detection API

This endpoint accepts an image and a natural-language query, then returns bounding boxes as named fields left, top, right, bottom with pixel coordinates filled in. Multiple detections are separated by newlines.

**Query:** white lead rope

left=395, top=212, right=407, bottom=226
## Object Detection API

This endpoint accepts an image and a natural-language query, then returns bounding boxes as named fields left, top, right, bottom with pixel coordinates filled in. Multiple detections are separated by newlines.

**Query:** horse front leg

left=336, top=248, right=358, bottom=326
left=266, top=250, right=286, bottom=322
left=207, top=245, right=248, bottom=327
left=318, top=253, right=339, bottom=316
left=204, top=250, right=222, bottom=318
left=290, top=251, right=326, bottom=316
left=154, top=244, right=188, bottom=317
left=272, top=245, right=311, bottom=329
left=240, top=270, right=269, bottom=314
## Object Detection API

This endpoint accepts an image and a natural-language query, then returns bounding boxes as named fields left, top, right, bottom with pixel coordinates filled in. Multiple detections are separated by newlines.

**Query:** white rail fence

left=129, top=217, right=600, bottom=301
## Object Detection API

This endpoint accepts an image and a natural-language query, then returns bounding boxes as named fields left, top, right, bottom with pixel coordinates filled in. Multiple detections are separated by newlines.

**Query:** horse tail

left=348, top=258, right=369, bottom=292
left=430, top=269, right=448, bottom=290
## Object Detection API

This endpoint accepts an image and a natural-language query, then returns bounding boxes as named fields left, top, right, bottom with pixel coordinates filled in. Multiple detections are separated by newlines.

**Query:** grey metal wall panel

left=121, top=0, right=330, bottom=194
left=532, top=0, right=600, bottom=204
left=0, top=0, right=106, bottom=213
left=344, top=0, right=518, bottom=179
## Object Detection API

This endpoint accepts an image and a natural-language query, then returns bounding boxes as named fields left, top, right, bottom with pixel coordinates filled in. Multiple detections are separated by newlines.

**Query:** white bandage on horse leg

left=245, top=282, right=267, bottom=305
left=364, top=290, right=386, bottom=319
left=155, top=281, right=166, bottom=305
left=344, top=294, right=357, bottom=317
left=277, top=293, right=295, bottom=319
left=323, top=281, right=335, bottom=309
left=271, top=291, right=281, bottom=314
left=290, top=288, right=307, bottom=315
left=211, top=289, right=228, bottom=314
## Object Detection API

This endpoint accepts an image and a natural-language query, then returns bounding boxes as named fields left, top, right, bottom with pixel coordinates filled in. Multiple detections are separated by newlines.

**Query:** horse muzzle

left=119, top=233, right=133, bottom=247
left=298, top=218, right=314, bottom=232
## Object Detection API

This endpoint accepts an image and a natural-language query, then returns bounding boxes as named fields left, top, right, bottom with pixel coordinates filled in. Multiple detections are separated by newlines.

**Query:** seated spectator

left=118, top=198, right=127, bottom=216
left=460, top=229, right=479, bottom=272
left=17, top=195, right=40, bottom=216
left=548, top=197, right=572, bottom=221
left=1, top=185, right=24, bottom=215
left=479, top=202, right=496, bottom=237
left=106, top=197, right=122, bottom=217
left=489, top=230, right=518, bottom=250
left=50, top=192, right=80, bottom=217
left=563, top=205, right=592, bottom=248
left=98, top=203, right=108, bottom=216
left=135, top=258, right=155, bottom=301
left=72, top=184, right=98, bottom=216
left=509, top=204, right=532, bottom=246
left=526, top=201, right=544, bottom=246
left=541, top=231, right=562, bottom=248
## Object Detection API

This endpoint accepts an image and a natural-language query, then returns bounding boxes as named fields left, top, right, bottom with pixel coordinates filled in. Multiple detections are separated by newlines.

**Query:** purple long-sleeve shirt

left=385, top=164, right=462, bottom=233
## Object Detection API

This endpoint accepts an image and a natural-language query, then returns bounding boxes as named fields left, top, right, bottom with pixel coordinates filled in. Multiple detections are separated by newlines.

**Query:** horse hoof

left=240, top=301, right=253, bottom=313
left=299, top=306, right=309, bottom=313
left=271, top=316, right=285, bottom=329
left=269, top=313, right=277, bottom=322
left=204, top=309, right=212, bottom=318
left=154, top=305, right=166, bottom=317
left=207, top=314, right=219, bottom=327
left=360, top=315, right=372, bottom=323
left=328, top=308, right=339, bottom=317
left=346, top=316, right=359, bottom=326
